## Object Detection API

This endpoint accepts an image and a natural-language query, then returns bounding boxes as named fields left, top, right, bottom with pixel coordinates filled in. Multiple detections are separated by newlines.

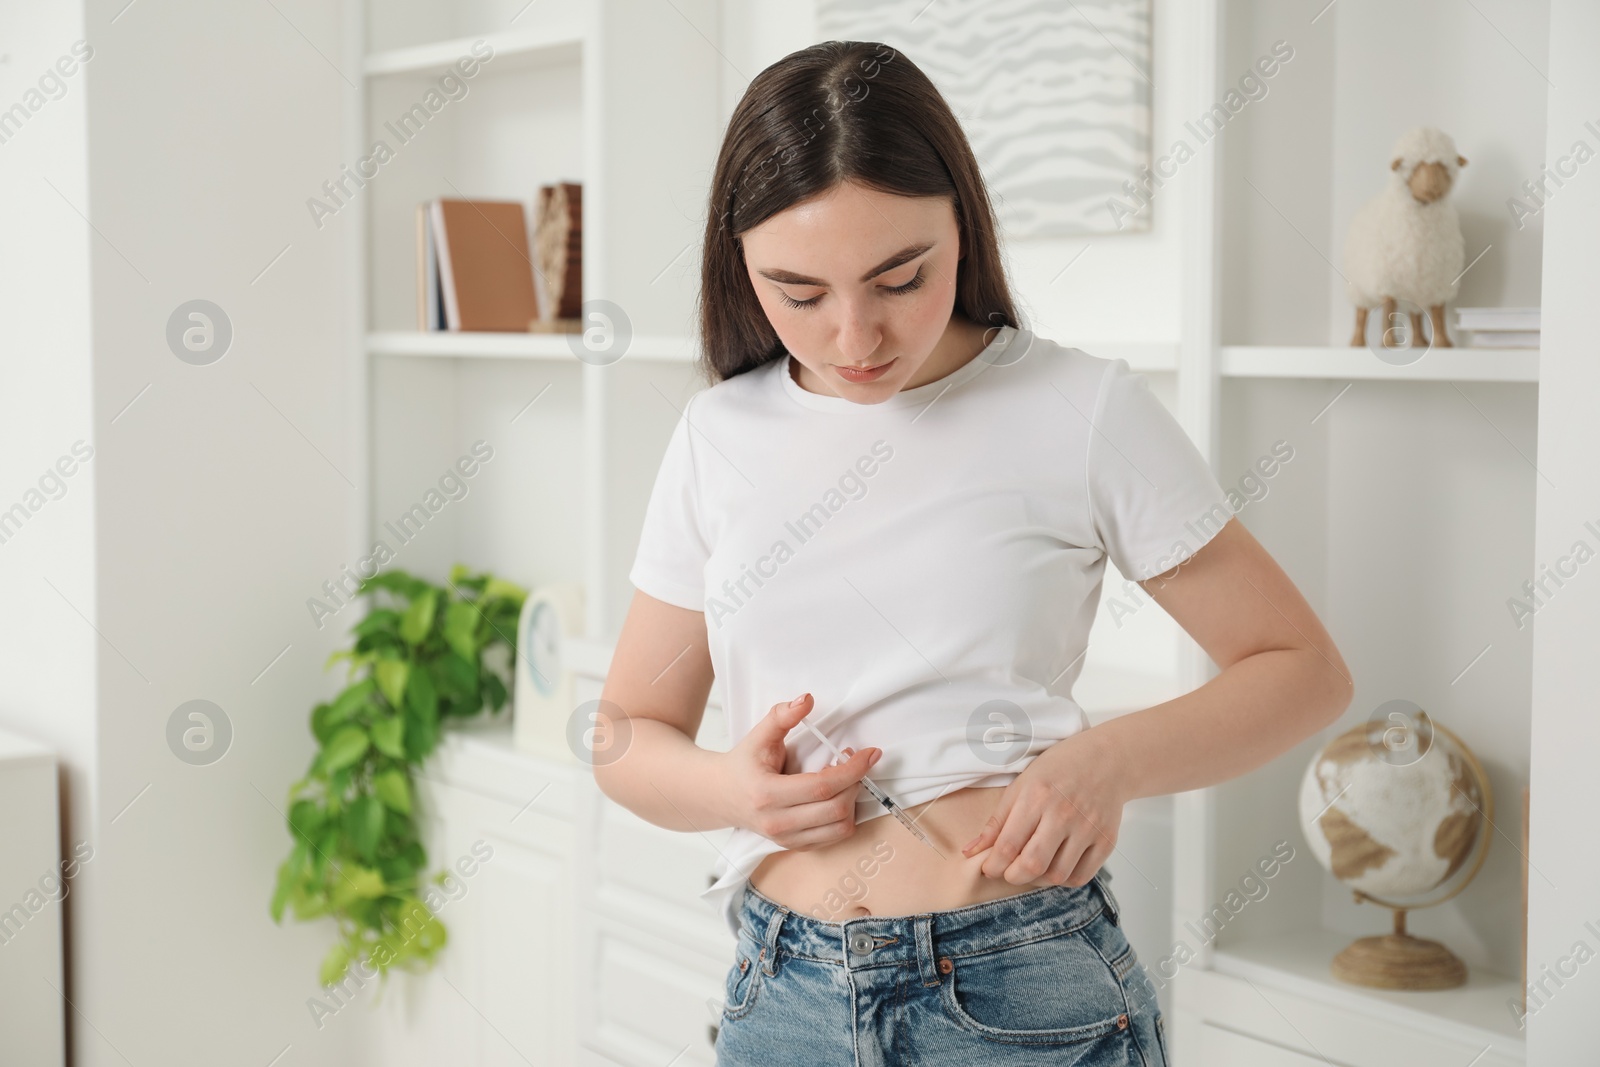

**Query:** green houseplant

left=270, top=564, right=527, bottom=986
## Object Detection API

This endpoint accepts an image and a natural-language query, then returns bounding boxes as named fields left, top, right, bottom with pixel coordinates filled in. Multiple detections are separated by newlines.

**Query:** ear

left=1456, top=154, right=1468, bottom=167
left=1390, top=157, right=1404, bottom=172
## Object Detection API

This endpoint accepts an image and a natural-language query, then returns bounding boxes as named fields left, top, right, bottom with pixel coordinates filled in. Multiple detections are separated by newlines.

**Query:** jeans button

left=848, top=931, right=875, bottom=956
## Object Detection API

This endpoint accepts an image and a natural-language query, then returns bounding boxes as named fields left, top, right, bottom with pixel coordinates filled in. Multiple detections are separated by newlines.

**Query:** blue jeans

left=715, top=868, right=1169, bottom=1065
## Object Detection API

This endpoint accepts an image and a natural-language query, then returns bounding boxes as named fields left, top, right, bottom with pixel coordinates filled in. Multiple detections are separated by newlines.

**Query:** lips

left=834, top=358, right=896, bottom=383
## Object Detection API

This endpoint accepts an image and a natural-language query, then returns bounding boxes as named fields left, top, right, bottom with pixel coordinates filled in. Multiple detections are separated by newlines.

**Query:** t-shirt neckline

left=779, top=324, right=1017, bottom=413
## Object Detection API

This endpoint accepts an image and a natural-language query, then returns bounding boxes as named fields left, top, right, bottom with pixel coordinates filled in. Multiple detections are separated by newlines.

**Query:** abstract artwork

left=816, top=0, right=1154, bottom=237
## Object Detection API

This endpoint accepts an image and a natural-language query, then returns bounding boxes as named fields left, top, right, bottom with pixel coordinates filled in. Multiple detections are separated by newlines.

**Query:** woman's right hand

left=717, top=693, right=883, bottom=850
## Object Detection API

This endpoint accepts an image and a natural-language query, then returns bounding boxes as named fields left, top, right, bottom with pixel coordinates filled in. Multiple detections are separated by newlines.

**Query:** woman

left=594, top=40, right=1350, bottom=1066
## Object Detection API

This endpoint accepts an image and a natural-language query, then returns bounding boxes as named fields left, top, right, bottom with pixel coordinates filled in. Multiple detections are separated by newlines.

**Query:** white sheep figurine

left=1343, top=126, right=1468, bottom=348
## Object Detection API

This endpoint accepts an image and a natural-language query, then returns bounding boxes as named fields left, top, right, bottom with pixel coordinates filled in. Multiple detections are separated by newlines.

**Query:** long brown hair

left=697, top=40, right=1019, bottom=384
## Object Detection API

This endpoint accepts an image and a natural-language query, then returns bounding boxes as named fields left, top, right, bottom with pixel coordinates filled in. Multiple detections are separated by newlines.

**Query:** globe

left=1296, top=706, right=1492, bottom=989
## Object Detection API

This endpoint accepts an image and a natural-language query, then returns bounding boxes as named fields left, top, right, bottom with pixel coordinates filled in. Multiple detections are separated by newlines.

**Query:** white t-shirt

left=627, top=324, right=1232, bottom=936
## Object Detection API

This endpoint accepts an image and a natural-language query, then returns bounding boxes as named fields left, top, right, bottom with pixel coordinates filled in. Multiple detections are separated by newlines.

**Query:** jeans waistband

left=736, top=868, right=1121, bottom=985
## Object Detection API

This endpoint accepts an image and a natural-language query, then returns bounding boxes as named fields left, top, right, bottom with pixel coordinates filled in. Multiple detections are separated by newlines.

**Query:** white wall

left=1527, top=0, right=1600, bottom=1057
left=0, top=3, right=100, bottom=1063
left=0, top=0, right=99, bottom=792
left=2, top=2, right=366, bottom=1064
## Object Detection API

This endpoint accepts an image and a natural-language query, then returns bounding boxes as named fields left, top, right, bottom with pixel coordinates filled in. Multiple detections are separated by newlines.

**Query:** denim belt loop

left=760, top=902, right=788, bottom=976
left=914, top=914, right=941, bottom=987
left=1092, top=869, right=1121, bottom=927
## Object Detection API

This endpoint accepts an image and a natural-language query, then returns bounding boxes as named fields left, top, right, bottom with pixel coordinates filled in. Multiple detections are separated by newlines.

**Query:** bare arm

left=1080, top=515, right=1353, bottom=799
left=592, top=589, right=729, bottom=831
left=593, top=589, right=882, bottom=846
left=961, top=516, right=1354, bottom=882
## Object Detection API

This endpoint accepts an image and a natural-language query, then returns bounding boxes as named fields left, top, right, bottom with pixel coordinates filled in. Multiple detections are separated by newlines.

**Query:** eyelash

left=778, top=267, right=927, bottom=310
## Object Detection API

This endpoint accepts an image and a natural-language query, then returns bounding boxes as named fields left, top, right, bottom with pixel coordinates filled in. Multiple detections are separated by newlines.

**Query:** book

left=1454, top=306, right=1540, bottom=332
left=534, top=182, right=583, bottom=322
left=429, top=198, right=540, bottom=331
left=1465, top=330, right=1539, bottom=348
left=415, top=203, right=443, bottom=331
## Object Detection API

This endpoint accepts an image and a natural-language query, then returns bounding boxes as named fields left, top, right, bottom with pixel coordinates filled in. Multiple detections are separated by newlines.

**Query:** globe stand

left=1321, top=719, right=1493, bottom=993
left=1331, top=904, right=1467, bottom=990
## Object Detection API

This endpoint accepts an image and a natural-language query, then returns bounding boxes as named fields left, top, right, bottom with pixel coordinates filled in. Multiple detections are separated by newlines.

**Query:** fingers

left=750, top=692, right=813, bottom=745
left=960, top=815, right=1000, bottom=858
left=754, top=781, right=864, bottom=849
left=1057, top=840, right=1109, bottom=887
left=779, top=745, right=882, bottom=805
left=961, top=785, right=1017, bottom=858
left=776, top=692, right=812, bottom=729
left=1006, top=814, right=1073, bottom=884
left=776, top=811, right=860, bottom=850
left=978, top=806, right=1043, bottom=882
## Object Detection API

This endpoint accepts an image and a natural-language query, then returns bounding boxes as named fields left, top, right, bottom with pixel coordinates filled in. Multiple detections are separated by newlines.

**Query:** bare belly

left=748, top=785, right=1054, bottom=921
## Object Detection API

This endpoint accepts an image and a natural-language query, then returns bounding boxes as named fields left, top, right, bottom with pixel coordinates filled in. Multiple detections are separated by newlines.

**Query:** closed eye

left=777, top=267, right=927, bottom=311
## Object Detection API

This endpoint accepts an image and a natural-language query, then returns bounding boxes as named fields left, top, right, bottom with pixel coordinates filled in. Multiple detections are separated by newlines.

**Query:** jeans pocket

left=1155, top=1010, right=1171, bottom=1065
left=721, top=932, right=765, bottom=1022
left=936, top=929, right=1134, bottom=1047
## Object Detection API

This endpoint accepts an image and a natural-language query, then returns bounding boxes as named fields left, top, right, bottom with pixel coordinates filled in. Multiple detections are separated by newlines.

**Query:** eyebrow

left=754, top=243, right=933, bottom=288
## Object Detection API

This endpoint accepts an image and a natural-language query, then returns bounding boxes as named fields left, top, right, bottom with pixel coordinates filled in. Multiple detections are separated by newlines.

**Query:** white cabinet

left=370, top=706, right=733, bottom=1067
left=575, top=677, right=735, bottom=1065
left=1196, top=1024, right=1348, bottom=1067
left=0, top=728, right=64, bottom=1067
left=369, top=729, right=578, bottom=1066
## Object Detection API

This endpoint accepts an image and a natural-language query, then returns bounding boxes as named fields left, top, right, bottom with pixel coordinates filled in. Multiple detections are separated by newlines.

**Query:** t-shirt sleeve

left=1085, top=358, right=1233, bottom=580
left=628, top=392, right=710, bottom=611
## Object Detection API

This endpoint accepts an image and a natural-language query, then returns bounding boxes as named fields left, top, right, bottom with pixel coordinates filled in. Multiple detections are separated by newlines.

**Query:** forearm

left=1085, top=647, right=1352, bottom=801
left=592, top=717, right=734, bottom=832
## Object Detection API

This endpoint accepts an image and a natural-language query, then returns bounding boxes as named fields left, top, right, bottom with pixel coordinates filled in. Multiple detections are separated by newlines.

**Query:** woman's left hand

left=958, top=731, right=1132, bottom=886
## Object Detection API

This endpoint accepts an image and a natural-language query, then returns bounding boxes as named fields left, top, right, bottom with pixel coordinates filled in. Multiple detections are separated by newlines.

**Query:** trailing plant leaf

left=374, top=658, right=409, bottom=710
left=372, top=768, right=411, bottom=814
left=442, top=600, right=480, bottom=662
left=271, top=565, right=527, bottom=988
left=399, top=590, right=438, bottom=646
left=322, top=726, right=369, bottom=774
left=370, top=716, right=404, bottom=759
left=345, top=795, right=385, bottom=861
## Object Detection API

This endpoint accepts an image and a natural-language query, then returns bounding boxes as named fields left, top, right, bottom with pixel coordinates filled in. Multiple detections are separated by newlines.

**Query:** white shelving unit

left=353, top=0, right=721, bottom=654
left=351, top=2, right=725, bottom=1065
left=1167, top=1, right=1546, bottom=1064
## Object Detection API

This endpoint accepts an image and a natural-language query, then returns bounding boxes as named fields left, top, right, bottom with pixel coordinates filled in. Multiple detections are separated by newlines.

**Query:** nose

left=834, top=296, right=884, bottom=365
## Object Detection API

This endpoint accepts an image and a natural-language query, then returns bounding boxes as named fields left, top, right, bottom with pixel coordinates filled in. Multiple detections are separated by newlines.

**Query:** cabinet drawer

left=594, top=792, right=730, bottom=916
left=1198, top=1023, right=1354, bottom=1067
left=584, top=912, right=723, bottom=1067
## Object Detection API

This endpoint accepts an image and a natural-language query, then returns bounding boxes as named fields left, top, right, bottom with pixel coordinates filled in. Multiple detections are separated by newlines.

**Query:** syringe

left=795, top=717, right=939, bottom=853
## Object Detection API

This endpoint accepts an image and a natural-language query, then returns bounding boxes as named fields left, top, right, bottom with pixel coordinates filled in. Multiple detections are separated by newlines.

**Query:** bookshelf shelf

left=1219, top=345, right=1539, bottom=383
left=1209, top=927, right=1525, bottom=1055
left=363, top=23, right=586, bottom=78
left=365, top=330, right=698, bottom=363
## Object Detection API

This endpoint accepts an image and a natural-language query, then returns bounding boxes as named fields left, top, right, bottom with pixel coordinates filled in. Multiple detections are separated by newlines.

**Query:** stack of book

left=1453, top=307, right=1540, bottom=349
left=417, top=198, right=539, bottom=332
left=415, top=187, right=584, bottom=333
